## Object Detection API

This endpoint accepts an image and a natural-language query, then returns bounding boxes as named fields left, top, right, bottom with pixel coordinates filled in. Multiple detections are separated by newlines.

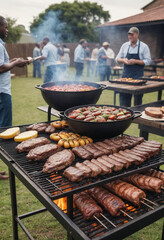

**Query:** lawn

left=0, top=64, right=163, bottom=240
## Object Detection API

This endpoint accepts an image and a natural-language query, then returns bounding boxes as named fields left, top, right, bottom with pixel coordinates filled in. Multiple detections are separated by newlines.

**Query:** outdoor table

left=131, top=100, right=164, bottom=140
left=110, top=67, right=123, bottom=79
left=101, top=80, right=164, bottom=106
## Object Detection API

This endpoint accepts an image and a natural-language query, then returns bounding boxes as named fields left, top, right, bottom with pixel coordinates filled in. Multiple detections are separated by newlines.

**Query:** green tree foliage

left=30, top=1, right=110, bottom=42
left=6, top=17, right=23, bottom=43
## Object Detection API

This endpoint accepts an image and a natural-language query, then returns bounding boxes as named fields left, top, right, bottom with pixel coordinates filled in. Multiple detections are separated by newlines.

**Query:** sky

left=0, top=0, right=152, bottom=31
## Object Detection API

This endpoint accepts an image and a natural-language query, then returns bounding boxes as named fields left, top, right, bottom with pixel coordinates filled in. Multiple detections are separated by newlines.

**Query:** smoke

left=31, top=10, right=66, bottom=43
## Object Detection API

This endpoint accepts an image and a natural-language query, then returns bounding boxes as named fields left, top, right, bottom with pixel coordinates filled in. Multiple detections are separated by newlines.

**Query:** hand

left=9, top=58, right=17, bottom=63
left=15, top=58, right=29, bottom=67
left=123, top=58, right=129, bottom=65
left=128, top=59, right=136, bottom=65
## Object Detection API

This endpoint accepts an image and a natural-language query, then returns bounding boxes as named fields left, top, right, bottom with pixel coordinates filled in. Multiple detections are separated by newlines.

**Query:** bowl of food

left=64, top=104, right=141, bottom=138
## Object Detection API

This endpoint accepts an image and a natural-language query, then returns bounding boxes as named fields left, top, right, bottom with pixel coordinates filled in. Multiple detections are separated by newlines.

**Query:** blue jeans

left=74, top=62, right=84, bottom=81
left=33, top=61, right=41, bottom=78
left=0, top=93, right=12, bottom=127
left=119, top=93, right=143, bottom=107
left=44, top=65, right=56, bottom=83
left=99, top=65, right=111, bottom=81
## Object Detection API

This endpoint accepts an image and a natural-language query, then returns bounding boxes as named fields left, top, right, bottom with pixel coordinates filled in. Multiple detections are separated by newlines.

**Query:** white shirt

left=42, top=42, right=57, bottom=67
left=115, top=40, right=151, bottom=66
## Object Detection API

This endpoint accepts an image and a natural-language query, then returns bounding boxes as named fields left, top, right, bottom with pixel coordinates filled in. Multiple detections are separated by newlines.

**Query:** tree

left=30, top=1, right=110, bottom=42
left=6, top=18, right=23, bottom=43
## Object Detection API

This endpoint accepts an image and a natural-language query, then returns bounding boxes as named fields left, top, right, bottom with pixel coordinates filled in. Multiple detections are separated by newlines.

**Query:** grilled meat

left=26, top=123, right=49, bottom=132
left=96, top=157, right=114, bottom=170
left=95, top=142, right=114, bottom=153
left=83, top=144, right=104, bottom=158
left=72, top=146, right=93, bottom=159
left=108, top=154, right=130, bottom=168
left=16, top=137, right=50, bottom=152
left=75, top=162, right=91, bottom=178
left=26, top=143, right=61, bottom=161
left=63, top=166, right=85, bottom=182
left=73, top=192, right=103, bottom=220
left=118, top=150, right=143, bottom=165
left=93, top=143, right=111, bottom=155
left=83, top=160, right=102, bottom=177
left=43, top=149, right=75, bottom=173
left=124, top=173, right=163, bottom=193
left=101, top=155, right=124, bottom=171
left=91, top=159, right=111, bottom=175
left=145, top=169, right=164, bottom=185
left=88, top=187, right=126, bottom=216
left=44, top=125, right=56, bottom=134
left=104, top=180, right=146, bottom=206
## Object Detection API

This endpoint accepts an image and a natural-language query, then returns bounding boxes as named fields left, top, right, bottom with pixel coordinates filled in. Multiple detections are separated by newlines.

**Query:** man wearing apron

left=115, top=27, right=151, bottom=107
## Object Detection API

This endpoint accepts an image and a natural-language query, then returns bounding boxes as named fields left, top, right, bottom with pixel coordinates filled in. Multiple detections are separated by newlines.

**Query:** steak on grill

left=16, top=137, right=50, bottom=152
left=43, top=149, right=75, bottom=173
left=63, top=166, right=85, bottom=182
left=26, top=143, right=61, bottom=161
left=26, top=123, right=49, bottom=132
left=72, top=146, right=93, bottom=159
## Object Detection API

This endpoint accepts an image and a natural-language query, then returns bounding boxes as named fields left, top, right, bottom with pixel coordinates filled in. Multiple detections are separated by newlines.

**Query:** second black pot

left=35, top=81, right=107, bottom=111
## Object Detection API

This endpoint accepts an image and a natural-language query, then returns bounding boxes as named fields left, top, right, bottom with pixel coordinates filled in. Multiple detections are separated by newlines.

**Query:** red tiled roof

left=98, top=5, right=164, bottom=27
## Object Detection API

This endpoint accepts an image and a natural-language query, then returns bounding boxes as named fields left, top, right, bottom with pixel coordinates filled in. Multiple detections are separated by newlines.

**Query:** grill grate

left=72, top=190, right=164, bottom=239
left=0, top=128, right=164, bottom=200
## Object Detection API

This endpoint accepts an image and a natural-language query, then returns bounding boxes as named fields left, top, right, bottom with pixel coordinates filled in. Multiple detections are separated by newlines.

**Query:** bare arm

left=0, top=58, right=29, bottom=74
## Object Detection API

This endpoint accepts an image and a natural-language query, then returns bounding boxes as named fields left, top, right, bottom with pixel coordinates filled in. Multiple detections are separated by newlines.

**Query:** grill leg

left=67, top=195, right=74, bottom=240
left=9, top=169, right=19, bottom=240
left=48, top=106, right=51, bottom=121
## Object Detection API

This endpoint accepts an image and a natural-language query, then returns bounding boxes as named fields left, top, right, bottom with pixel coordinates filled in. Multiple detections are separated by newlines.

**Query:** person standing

left=62, top=44, right=70, bottom=67
left=97, top=42, right=111, bottom=81
left=33, top=42, right=41, bottom=78
left=91, top=43, right=100, bottom=77
left=106, top=45, right=115, bottom=80
left=84, top=45, right=91, bottom=77
left=115, top=27, right=151, bottom=107
left=74, top=39, right=88, bottom=81
left=0, top=16, right=28, bottom=128
left=0, top=16, right=28, bottom=179
left=41, top=37, right=57, bottom=83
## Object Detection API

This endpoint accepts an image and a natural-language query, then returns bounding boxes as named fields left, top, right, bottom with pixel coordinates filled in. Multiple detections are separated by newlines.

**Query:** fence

left=6, top=43, right=97, bottom=77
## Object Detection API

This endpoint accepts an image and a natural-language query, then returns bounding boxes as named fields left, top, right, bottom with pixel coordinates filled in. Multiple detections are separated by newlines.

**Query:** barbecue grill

left=0, top=124, right=164, bottom=240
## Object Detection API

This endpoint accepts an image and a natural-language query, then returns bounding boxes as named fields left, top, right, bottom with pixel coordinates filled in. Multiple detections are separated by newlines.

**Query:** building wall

left=99, top=24, right=164, bottom=60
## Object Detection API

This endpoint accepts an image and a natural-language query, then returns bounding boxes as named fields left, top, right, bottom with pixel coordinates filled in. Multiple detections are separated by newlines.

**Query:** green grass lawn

left=0, top=64, right=163, bottom=240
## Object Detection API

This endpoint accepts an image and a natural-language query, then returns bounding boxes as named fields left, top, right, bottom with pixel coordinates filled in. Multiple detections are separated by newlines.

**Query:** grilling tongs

left=27, top=56, right=43, bottom=63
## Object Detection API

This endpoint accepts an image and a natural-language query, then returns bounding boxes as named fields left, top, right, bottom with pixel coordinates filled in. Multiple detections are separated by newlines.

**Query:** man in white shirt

left=115, top=27, right=151, bottom=106
left=74, top=39, right=88, bottom=80
left=41, top=37, right=57, bottom=83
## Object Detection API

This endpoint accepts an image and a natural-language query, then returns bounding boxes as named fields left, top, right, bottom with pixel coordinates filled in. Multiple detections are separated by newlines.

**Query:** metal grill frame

left=0, top=125, right=164, bottom=240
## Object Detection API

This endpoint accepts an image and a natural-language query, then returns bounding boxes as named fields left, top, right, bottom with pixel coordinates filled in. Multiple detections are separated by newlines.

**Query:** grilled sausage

left=104, top=180, right=146, bottom=206
left=88, top=187, right=126, bottom=217
left=124, top=173, right=163, bottom=193
left=73, top=192, right=103, bottom=220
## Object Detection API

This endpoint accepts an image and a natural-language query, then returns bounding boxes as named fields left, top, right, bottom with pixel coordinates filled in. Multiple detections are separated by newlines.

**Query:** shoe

left=0, top=171, right=6, bottom=175
left=0, top=174, right=9, bottom=180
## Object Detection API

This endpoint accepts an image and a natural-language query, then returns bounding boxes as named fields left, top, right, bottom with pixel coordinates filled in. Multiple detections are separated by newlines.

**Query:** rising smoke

left=31, top=10, right=66, bottom=43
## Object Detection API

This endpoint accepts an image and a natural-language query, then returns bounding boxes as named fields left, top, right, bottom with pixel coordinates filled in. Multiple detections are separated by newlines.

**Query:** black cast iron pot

left=64, top=104, right=141, bottom=139
left=35, top=81, right=107, bottom=111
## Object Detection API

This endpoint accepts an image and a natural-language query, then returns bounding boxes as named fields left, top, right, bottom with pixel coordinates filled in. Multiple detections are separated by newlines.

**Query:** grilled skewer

left=73, top=192, right=109, bottom=229
left=88, top=187, right=133, bottom=219
left=124, top=173, right=163, bottom=193
left=104, top=180, right=146, bottom=206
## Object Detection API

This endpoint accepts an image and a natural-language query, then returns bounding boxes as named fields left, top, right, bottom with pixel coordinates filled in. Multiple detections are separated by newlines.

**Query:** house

left=97, top=0, right=164, bottom=60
